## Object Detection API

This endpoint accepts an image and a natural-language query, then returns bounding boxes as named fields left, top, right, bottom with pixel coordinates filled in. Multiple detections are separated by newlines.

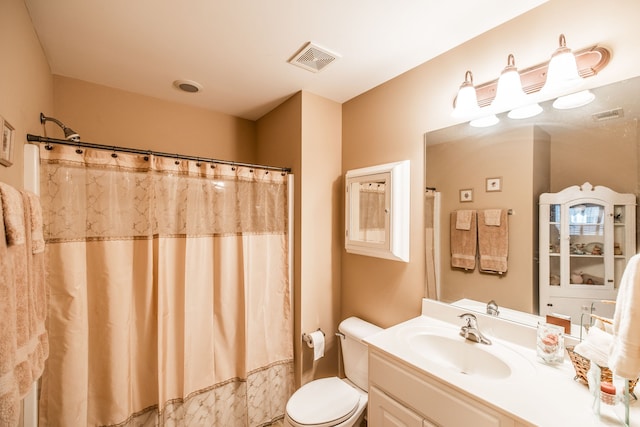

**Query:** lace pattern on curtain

left=38, top=144, right=294, bottom=427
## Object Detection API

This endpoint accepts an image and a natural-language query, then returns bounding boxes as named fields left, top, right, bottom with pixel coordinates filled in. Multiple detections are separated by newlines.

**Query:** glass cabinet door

left=548, top=204, right=561, bottom=286
left=568, top=202, right=606, bottom=287
left=613, top=205, right=628, bottom=288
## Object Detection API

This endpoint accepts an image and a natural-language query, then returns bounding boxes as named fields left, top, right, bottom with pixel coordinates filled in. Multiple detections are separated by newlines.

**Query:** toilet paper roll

left=306, top=330, right=325, bottom=361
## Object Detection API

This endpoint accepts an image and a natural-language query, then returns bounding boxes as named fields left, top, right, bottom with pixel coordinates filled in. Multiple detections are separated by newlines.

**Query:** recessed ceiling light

left=173, top=79, right=203, bottom=93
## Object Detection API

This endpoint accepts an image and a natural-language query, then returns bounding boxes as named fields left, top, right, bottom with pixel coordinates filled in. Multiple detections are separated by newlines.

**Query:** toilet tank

left=338, top=317, right=382, bottom=391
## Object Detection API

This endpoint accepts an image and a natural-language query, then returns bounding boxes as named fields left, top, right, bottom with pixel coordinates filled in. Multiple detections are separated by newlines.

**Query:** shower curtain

left=424, top=189, right=440, bottom=300
left=36, top=144, right=294, bottom=426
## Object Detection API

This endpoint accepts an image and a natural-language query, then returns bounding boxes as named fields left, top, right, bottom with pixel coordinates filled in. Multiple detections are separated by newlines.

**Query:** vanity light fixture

left=451, top=34, right=610, bottom=126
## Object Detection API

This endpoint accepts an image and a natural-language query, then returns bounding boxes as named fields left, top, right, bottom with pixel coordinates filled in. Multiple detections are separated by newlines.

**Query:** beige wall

left=300, top=92, right=342, bottom=382
left=550, top=123, right=638, bottom=193
left=0, top=0, right=54, bottom=189
left=257, top=92, right=343, bottom=386
left=341, top=0, right=640, bottom=327
left=52, top=76, right=256, bottom=161
left=257, top=93, right=304, bottom=384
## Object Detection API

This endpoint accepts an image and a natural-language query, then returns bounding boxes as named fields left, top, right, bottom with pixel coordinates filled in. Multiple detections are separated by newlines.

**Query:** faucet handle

left=459, top=312, right=477, bottom=327
left=486, top=300, right=500, bottom=316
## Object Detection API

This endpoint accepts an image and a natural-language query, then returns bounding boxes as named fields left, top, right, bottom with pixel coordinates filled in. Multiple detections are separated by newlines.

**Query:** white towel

left=574, top=326, right=613, bottom=367
left=610, top=254, right=640, bottom=379
left=455, top=210, right=473, bottom=230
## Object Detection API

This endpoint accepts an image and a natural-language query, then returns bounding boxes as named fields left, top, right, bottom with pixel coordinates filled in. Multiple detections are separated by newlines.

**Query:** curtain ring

left=195, top=158, right=201, bottom=167
left=174, top=154, right=180, bottom=165
left=111, top=147, right=118, bottom=158
left=45, top=143, right=53, bottom=151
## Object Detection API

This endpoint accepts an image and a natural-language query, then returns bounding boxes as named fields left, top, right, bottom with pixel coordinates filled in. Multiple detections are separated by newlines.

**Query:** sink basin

left=409, top=333, right=511, bottom=379
left=397, top=326, right=534, bottom=380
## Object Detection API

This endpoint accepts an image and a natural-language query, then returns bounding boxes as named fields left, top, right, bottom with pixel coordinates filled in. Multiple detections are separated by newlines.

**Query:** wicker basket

left=566, top=345, right=638, bottom=394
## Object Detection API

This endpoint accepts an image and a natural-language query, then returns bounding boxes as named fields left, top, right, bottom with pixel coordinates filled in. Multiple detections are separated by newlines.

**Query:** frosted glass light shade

left=553, top=90, right=595, bottom=109
left=541, top=34, right=583, bottom=97
left=452, top=71, right=480, bottom=119
left=492, top=67, right=527, bottom=112
left=470, top=114, right=499, bottom=128
left=508, top=103, right=543, bottom=119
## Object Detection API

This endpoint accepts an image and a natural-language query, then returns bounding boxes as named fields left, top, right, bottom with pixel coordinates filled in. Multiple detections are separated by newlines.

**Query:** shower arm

left=40, top=112, right=81, bottom=142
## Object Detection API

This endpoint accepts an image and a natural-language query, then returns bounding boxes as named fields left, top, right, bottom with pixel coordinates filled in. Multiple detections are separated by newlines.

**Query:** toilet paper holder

left=302, top=329, right=325, bottom=346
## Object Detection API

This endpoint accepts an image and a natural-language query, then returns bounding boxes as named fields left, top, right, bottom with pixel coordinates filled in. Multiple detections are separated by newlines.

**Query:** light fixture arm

left=40, top=112, right=81, bottom=142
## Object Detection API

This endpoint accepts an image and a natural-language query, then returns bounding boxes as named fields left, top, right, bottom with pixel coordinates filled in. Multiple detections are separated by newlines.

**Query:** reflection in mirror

left=355, top=180, right=387, bottom=244
left=424, top=76, right=640, bottom=336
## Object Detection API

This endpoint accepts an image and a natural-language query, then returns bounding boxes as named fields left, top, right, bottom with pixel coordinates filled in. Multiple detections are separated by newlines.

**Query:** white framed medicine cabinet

left=345, top=160, right=410, bottom=262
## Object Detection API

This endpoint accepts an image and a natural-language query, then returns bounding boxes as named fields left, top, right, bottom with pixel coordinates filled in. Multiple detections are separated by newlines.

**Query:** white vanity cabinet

left=368, top=349, right=527, bottom=427
left=539, top=182, right=636, bottom=323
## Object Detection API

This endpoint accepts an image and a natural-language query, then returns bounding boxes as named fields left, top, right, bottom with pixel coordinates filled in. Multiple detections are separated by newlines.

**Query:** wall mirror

left=424, top=75, right=640, bottom=336
left=345, top=160, right=410, bottom=262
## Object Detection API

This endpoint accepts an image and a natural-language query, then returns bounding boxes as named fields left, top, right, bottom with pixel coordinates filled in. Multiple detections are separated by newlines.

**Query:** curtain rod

left=26, top=134, right=292, bottom=173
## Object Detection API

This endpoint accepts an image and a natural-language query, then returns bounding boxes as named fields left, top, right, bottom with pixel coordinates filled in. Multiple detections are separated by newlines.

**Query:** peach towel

left=455, top=209, right=473, bottom=230
left=0, top=182, right=25, bottom=246
left=0, top=186, right=49, bottom=426
left=450, top=210, right=476, bottom=270
left=478, top=209, right=508, bottom=274
left=483, top=209, right=502, bottom=226
left=24, top=192, right=44, bottom=254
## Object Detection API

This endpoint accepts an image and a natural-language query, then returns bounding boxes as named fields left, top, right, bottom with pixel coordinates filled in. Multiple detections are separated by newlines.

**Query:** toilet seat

left=286, top=377, right=360, bottom=427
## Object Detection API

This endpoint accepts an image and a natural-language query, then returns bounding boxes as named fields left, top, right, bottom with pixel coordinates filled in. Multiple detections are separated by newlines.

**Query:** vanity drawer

left=369, top=350, right=516, bottom=427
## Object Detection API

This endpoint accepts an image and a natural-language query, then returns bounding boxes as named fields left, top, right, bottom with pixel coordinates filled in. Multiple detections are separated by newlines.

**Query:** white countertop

left=365, top=299, right=639, bottom=427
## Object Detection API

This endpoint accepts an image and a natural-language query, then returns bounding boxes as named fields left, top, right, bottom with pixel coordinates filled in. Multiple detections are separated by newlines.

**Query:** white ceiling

left=24, top=0, right=548, bottom=121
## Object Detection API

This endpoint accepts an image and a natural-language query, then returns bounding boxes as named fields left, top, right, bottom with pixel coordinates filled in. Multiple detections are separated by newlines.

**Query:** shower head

left=40, top=113, right=81, bottom=142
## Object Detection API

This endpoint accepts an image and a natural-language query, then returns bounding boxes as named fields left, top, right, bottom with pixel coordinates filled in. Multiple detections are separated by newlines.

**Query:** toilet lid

left=286, top=377, right=360, bottom=426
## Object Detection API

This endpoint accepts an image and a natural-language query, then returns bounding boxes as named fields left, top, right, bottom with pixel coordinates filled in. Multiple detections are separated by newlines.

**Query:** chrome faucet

left=459, top=313, right=492, bottom=345
left=486, top=300, right=500, bottom=316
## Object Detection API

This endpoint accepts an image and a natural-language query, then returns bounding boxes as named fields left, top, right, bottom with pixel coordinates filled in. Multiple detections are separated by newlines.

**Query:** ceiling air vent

left=592, top=107, right=624, bottom=122
left=289, top=42, right=339, bottom=73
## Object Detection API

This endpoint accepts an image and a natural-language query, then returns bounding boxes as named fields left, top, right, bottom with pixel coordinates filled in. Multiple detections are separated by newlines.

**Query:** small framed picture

left=459, top=188, right=473, bottom=202
left=486, top=177, right=502, bottom=192
left=0, top=117, right=15, bottom=167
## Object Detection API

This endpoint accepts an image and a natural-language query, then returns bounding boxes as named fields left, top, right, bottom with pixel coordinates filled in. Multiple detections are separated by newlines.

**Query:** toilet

left=284, top=317, right=382, bottom=427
